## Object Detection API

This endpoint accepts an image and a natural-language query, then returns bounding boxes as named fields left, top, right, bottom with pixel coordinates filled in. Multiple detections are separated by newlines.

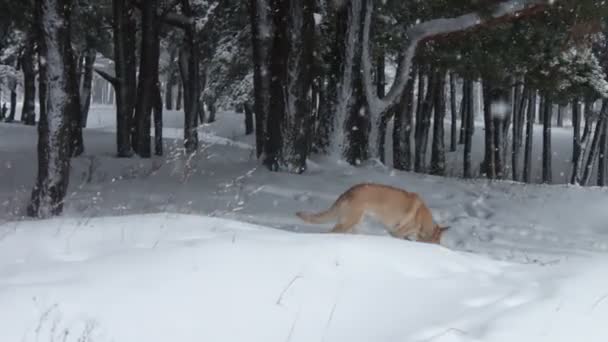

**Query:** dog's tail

left=296, top=204, right=339, bottom=224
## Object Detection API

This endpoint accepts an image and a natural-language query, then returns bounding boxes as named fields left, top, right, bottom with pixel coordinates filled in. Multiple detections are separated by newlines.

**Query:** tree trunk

left=458, top=80, right=466, bottom=145
left=512, top=85, right=527, bottom=181
left=463, top=79, right=474, bottom=178
left=581, top=101, right=607, bottom=185
left=176, top=83, right=182, bottom=111
left=28, top=0, right=79, bottom=218
left=111, top=0, right=136, bottom=157
left=449, top=72, right=457, bottom=152
left=133, top=0, right=160, bottom=158
left=153, top=84, right=163, bottom=156
left=376, top=50, right=387, bottom=163
left=165, top=48, right=178, bottom=110
left=414, top=68, right=436, bottom=173
left=21, top=29, right=37, bottom=126
left=523, top=89, right=536, bottom=183
left=572, top=98, right=581, bottom=164
left=7, top=87, right=16, bottom=122
left=392, top=67, right=415, bottom=171
left=430, top=70, right=446, bottom=176
left=542, top=96, right=553, bottom=184
left=250, top=0, right=272, bottom=159
left=264, top=0, right=314, bottom=172
left=244, top=102, right=254, bottom=135
left=557, top=104, right=564, bottom=127
left=481, top=81, right=495, bottom=179
left=331, top=0, right=369, bottom=164
left=80, top=47, right=95, bottom=128
left=598, top=111, right=608, bottom=186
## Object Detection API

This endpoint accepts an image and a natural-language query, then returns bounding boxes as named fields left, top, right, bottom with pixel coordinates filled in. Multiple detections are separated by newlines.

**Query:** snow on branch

left=362, top=0, right=553, bottom=117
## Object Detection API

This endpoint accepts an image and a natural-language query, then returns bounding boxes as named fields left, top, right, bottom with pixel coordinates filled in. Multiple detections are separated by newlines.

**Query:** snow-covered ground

left=1, top=105, right=608, bottom=341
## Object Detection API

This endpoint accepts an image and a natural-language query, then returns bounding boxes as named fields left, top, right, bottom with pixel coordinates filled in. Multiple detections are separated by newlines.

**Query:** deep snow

left=0, top=104, right=607, bottom=341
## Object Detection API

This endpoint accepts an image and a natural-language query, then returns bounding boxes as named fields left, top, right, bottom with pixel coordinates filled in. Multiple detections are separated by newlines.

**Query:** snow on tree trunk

left=28, top=0, right=79, bottom=218
left=330, top=0, right=369, bottom=164
left=430, top=70, right=447, bottom=176
left=80, top=47, right=95, bottom=128
left=261, top=0, right=314, bottom=172
left=523, top=89, right=536, bottom=183
left=360, top=0, right=550, bottom=162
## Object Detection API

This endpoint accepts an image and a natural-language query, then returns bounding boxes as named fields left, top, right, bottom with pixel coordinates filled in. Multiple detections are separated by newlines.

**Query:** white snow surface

left=1, top=105, right=608, bottom=341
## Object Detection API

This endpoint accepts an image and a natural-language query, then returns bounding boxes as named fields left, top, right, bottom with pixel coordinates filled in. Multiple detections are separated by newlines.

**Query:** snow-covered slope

left=1, top=213, right=605, bottom=342
left=0, top=105, right=607, bottom=342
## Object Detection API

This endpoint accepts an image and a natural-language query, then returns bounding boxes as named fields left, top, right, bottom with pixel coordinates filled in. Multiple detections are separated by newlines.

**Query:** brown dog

left=296, top=183, right=449, bottom=244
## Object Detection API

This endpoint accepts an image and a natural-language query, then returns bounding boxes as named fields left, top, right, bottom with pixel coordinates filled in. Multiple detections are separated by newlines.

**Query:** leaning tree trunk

left=598, top=111, right=608, bottom=186
left=80, top=46, right=96, bottom=128
left=542, top=96, right=553, bottom=184
left=449, top=72, right=458, bottom=152
left=463, top=78, right=474, bottom=178
left=21, top=27, right=37, bottom=125
left=392, top=66, right=415, bottom=171
left=28, top=0, right=80, bottom=218
left=430, top=70, right=446, bottom=176
left=133, top=0, right=160, bottom=158
left=580, top=101, right=608, bottom=185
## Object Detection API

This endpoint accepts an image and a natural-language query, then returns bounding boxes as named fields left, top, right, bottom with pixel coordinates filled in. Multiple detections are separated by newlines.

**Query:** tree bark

left=165, top=48, right=178, bottom=110
left=512, top=84, right=527, bottom=181
left=414, top=68, right=436, bottom=173
left=80, top=47, right=96, bottom=128
left=244, top=102, right=254, bottom=135
left=572, top=98, right=581, bottom=164
left=598, top=111, right=608, bottom=186
left=463, top=79, right=474, bottom=178
left=430, top=70, right=446, bottom=176
left=481, top=80, right=495, bottom=179
left=449, top=72, right=458, bottom=152
left=153, top=83, right=163, bottom=156
left=376, top=50, right=387, bottom=163
left=250, top=0, right=272, bottom=159
left=176, top=83, right=183, bottom=110
left=28, top=0, right=79, bottom=218
left=542, top=96, right=553, bottom=184
left=581, top=101, right=607, bottom=186
left=523, top=89, right=536, bottom=183
left=21, top=27, right=37, bottom=125
left=392, top=67, right=415, bottom=171
left=133, top=0, right=160, bottom=157
left=557, top=104, right=564, bottom=127
left=110, top=0, right=136, bottom=157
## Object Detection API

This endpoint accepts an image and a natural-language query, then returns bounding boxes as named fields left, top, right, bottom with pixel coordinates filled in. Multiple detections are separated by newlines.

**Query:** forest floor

left=0, top=105, right=607, bottom=342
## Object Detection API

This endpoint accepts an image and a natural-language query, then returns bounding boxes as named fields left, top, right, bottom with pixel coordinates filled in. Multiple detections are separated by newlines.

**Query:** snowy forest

left=0, top=0, right=607, bottom=217
left=3, top=1, right=608, bottom=341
